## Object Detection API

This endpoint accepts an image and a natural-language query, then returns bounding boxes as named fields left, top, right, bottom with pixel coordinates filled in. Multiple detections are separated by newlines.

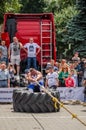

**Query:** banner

left=0, top=87, right=85, bottom=103
left=0, top=88, right=14, bottom=103
left=57, top=87, right=84, bottom=101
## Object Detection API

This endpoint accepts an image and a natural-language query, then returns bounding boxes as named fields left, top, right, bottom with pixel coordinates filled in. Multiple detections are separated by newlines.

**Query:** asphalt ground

left=0, top=104, right=86, bottom=130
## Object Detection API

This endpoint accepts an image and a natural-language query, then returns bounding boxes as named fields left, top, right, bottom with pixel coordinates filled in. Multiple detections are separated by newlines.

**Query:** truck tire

left=13, top=89, right=60, bottom=113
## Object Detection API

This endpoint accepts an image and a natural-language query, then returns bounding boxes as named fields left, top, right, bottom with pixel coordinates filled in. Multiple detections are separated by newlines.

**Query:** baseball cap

left=46, top=65, right=53, bottom=69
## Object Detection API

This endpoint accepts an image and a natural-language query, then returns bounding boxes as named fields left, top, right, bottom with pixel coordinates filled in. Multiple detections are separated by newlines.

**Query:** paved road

left=0, top=104, right=86, bottom=130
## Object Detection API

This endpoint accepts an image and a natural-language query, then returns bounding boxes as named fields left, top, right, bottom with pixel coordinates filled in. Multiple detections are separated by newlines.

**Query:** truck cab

left=1, top=13, right=56, bottom=73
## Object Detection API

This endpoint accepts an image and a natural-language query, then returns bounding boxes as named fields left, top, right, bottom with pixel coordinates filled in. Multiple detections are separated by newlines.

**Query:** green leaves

left=20, top=0, right=46, bottom=13
left=0, top=0, right=22, bottom=23
left=5, top=0, right=22, bottom=13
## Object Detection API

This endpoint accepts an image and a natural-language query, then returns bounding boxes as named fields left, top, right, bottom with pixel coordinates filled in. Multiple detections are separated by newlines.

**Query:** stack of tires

left=13, top=88, right=60, bottom=113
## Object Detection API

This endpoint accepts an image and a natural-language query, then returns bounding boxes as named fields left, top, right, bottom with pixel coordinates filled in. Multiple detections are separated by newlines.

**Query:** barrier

left=0, top=88, right=14, bottom=103
left=0, top=87, right=84, bottom=103
left=57, top=87, right=84, bottom=102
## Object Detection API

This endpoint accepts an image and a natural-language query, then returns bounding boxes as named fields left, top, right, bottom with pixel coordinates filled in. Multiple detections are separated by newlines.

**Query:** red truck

left=1, top=13, right=56, bottom=72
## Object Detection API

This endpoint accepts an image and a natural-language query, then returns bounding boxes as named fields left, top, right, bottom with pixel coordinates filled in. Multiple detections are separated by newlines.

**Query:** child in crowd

left=70, top=69, right=78, bottom=87
left=65, top=73, right=75, bottom=87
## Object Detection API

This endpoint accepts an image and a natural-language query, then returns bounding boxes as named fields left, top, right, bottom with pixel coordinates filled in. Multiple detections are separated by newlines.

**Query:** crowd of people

left=0, top=36, right=41, bottom=88
left=0, top=36, right=86, bottom=102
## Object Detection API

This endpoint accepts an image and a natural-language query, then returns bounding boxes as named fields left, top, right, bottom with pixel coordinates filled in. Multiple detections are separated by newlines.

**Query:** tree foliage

left=44, top=0, right=77, bottom=58
left=64, top=0, right=86, bottom=57
left=1, top=0, right=84, bottom=57
left=20, top=0, right=47, bottom=13
left=0, top=0, right=22, bottom=24
left=0, top=0, right=6, bottom=24
left=5, top=0, right=22, bottom=13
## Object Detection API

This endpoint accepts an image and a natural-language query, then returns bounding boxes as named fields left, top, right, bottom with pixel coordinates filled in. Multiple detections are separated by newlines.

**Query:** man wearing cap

left=45, top=65, right=59, bottom=89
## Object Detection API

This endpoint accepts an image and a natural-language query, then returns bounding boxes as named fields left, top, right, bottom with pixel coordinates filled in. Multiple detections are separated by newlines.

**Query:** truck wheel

left=13, top=89, right=60, bottom=113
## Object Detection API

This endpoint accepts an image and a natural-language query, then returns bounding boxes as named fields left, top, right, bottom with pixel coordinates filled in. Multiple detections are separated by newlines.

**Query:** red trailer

left=1, top=13, right=56, bottom=72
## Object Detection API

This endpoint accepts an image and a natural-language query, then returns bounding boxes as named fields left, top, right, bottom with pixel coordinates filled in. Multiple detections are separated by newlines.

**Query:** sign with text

left=0, top=87, right=85, bottom=102
left=58, top=87, right=84, bottom=101
left=0, top=88, right=14, bottom=102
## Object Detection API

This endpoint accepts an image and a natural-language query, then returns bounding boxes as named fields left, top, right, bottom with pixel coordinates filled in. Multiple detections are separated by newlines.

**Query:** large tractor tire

left=13, top=88, right=60, bottom=113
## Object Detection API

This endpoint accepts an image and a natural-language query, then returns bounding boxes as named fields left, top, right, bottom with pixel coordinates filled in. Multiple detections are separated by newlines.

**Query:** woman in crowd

left=58, top=66, right=69, bottom=87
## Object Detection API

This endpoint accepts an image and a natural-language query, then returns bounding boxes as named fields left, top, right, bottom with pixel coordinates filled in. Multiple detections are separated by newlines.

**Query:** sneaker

left=16, top=75, right=20, bottom=81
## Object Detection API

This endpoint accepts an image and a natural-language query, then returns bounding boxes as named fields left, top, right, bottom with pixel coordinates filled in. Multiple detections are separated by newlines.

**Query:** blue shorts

left=27, top=82, right=43, bottom=90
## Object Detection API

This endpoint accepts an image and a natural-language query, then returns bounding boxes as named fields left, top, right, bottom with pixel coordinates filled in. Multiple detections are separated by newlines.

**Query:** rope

left=35, top=81, right=86, bottom=126
left=52, top=97, right=86, bottom=126
left=52, top=97, right=58, bottom=110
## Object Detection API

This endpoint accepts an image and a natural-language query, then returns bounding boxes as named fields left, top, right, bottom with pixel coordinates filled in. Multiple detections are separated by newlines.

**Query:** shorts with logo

left=11, top=55, right=20, bottom=65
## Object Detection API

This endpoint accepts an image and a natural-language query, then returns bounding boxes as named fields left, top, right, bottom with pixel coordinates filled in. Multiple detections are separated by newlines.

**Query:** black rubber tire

left=13, top=88, right=60, bottom=113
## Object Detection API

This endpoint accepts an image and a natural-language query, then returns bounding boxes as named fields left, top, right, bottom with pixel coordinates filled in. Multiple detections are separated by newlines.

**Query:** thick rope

left=36, top=81, right=86, bottom=126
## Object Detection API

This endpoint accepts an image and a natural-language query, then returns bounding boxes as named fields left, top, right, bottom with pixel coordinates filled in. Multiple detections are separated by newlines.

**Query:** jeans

left=0, top=81, right=8, bottom=88
left=27, top=57, right=37, bottom=69
left=3, top=57, right=8, bottom=65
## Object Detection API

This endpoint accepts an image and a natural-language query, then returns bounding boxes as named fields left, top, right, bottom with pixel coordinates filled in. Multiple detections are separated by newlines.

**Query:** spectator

left=72, top=52, right=80, bottom=62
left=65, top=73, right=75, bottom=87
left=71, top=69, right=78, bottom=87
left=0, top=62, right=10, bottom=88
left=45, top=59, right=59, bottom=74
left=8, top=36, right=27, bottom=77
left=83, top=61, right=86, bottom=80
left=24, top=37, right=41, bottom=70
left=1, top=40, right=8, bottom=64
left=59, top=59, right=69, bottom=71
left=58, top=67, right=69, bottom=87
left=74, top=60, right=83, bottom=87
left=0, top=50, right=5, bottom=63
left=27, top=68, right=43, bottom=92
left=45, top=65, right=59, bottom=90
left=82, top=78, right=86, bottom=106
left=8, top=63, right=16, bottom=87
left=54, top=62, right=59, bottom=72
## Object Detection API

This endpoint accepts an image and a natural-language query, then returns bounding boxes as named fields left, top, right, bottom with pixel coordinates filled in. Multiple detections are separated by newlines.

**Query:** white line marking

left=0, top=116, right=86, bottom=119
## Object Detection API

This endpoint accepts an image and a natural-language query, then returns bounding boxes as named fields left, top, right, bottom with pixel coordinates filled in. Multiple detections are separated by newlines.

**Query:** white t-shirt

left=46, top=72, right=58, bottom=87
left=24, top=43, right=40, bottom=57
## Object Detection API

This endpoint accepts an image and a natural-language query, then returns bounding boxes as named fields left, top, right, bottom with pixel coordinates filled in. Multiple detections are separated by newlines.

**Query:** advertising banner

left=58, top=87, right=84, bottom=101
left=0, top=87, right=84, bottom=102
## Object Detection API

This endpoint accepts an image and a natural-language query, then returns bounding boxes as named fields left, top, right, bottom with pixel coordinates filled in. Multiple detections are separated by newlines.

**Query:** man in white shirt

left=24, top=37, right=41, bottom=70
left=45, top=65, right=59, bottom=89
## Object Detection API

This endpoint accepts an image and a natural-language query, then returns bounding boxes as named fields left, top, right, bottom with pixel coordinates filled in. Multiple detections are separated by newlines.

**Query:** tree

left=64, top=0, right=86, bottom=57
left=0, top=0, right=22, bottom=24
left=55, top=6, right=78, bottom=59
left=44, top=0, right=76, bottom=58
left=5, top=0, right=22, bottom=13
left=20, top=0, right=46, bottom=13
left=0, top=0, right=6, bottom=24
